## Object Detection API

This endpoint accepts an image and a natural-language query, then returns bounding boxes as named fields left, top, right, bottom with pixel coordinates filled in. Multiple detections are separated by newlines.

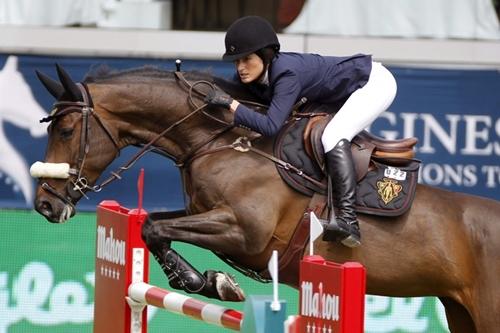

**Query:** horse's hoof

left=215, top=272, right=246, bottom=302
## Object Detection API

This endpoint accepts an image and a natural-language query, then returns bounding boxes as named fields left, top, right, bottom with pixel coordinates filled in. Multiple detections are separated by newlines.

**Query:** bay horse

left=32, top=64, right=500, bottom=333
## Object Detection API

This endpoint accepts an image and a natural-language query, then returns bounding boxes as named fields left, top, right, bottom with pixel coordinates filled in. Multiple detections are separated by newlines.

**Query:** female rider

left=205, top=16, right=397, bottom=248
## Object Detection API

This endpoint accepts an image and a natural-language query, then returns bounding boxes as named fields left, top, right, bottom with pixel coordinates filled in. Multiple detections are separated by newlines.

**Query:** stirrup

left=321, top=218, right=349, bottom=242
left=322, top=218, right=361, bottom=248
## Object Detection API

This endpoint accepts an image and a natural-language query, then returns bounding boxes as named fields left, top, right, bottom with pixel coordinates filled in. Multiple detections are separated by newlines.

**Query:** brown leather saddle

left=274, top=105, right=420, bottom=217
left=305, top=114, right=418, bottom=181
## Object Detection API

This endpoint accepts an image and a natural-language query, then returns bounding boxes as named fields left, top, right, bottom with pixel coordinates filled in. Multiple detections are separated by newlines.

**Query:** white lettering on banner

left=96, top=226, right=126, bottom=266
left=417, top=163, right=500, bottom=188
left=0, top=262, right=94, bottom=333
left=365, top=296, right=450, bottom=333
left=369, top=111, right=499, bottom=192
left=300, top=281, right=339, bottom=321
left=497, top=117, right=500, bottom=154
left=482, top=165, right=500, bottom=188
left=418, top=164, right=478, bottom=187
left=0, top=263, right=449, bottom=332
left=435, top=298, right=450, bottom=331
left=419, top=114, right=461, bottom=154
left=370, top=112, right=499, bottom=156
left=461, top=115, right=497, bottom=156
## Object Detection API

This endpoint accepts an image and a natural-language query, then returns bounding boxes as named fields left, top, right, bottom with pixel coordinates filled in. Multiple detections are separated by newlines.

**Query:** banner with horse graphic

left=1, top=53, right=499, bottom=333
left=0, top=54, right=498, bottom=211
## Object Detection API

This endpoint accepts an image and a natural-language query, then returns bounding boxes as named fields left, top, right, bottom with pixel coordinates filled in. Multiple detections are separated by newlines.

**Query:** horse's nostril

left=36, top=199, right=53, bottom=216
left=42, top=200, right=51, bottom=211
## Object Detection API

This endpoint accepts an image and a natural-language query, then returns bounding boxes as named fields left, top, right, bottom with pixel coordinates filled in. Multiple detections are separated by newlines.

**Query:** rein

left=97, top=80, right=219, bottom=188
left=39, top=71, right=315, bottom=220
left=38, top=72, right=240, bottom=206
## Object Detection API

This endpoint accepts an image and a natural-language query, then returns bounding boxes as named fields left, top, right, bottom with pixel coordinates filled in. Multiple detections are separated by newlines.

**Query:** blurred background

left=0, top=1, right=498, bottom=332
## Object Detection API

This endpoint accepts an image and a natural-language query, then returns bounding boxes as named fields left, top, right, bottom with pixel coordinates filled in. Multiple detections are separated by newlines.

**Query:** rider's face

left=234, top=53, right=264, bottom=84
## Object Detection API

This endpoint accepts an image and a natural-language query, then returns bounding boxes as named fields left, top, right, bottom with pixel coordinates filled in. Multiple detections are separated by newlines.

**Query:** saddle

left=274, top=104, right=421, bottom=217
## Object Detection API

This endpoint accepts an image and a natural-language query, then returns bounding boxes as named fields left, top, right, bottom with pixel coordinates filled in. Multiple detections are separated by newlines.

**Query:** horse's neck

left=94, top=82, right=227, bottom=157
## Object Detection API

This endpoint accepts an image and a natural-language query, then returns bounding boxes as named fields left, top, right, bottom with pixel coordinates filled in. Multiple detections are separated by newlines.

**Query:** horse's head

left=32, top=64, right=266, bottom=223
left=32, top=65, right=120, bottom=223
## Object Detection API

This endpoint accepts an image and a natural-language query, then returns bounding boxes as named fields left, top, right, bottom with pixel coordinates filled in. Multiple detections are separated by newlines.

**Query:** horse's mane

left=83, top=65, right=264, bottom=103
left=84, top=64, right=186, bottom=83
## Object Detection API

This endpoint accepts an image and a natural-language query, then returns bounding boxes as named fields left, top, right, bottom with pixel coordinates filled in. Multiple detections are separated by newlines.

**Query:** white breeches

left=321, top=62, right=397, bottom=152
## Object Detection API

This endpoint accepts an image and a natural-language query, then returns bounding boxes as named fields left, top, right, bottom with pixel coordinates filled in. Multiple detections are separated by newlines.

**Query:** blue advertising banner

left=370, top=66, right=500, bottom=200
left=0, top=53, right=498, bottom=211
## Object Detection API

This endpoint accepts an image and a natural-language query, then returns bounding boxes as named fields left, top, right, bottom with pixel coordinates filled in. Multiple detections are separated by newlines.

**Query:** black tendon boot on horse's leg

left=141, top=216, right=245, bottom=301
left=155, top=247, right=210, bottom=293
left=322, top=139, right=361, bottom=247
left=150, top=246, right=245, bottom=301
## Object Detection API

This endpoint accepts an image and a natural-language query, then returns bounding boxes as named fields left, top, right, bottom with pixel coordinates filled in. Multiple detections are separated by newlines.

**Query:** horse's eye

left=59, top=128, right=74, bottom=140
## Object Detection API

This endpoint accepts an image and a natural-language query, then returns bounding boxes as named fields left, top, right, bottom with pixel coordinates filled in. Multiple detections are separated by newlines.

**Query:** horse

left=32, top=64, right=500, bottom=333
left=0, top=55, right=48, bottom=204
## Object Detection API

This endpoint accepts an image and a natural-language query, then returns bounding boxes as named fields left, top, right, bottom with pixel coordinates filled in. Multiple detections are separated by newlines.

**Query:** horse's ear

left=36, top=70, right=64, bottom=99
left=55, top=63, right=83, bottom=101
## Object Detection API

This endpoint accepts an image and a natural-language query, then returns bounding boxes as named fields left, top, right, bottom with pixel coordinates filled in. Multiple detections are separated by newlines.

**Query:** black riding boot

left=322, top=139, right=361, bottom=247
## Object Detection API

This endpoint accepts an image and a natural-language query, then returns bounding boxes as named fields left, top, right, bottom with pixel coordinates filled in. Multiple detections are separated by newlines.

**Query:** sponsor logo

left=371, top=111, right=500, bottom=192
left=300, top=281, right=340, bottom=321
left=96, top=226, right=126, bottom=266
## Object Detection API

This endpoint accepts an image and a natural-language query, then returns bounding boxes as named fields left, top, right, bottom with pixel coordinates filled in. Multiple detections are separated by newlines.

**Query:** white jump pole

left=128, top=282, right=243, bottom=331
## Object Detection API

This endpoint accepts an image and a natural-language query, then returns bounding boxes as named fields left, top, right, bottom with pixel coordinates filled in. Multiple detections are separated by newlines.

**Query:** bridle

left=38, top=72, right=268, bottom=208
left=39, top=83, right=120, bottom=208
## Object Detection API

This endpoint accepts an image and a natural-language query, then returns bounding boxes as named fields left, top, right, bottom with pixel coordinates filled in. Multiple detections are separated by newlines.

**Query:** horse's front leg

left=141, top=207, right=247, bottom=302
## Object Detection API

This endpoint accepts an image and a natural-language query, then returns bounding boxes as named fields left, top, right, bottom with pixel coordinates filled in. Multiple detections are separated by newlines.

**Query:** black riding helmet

left=223, top=16, right=280, bottom=62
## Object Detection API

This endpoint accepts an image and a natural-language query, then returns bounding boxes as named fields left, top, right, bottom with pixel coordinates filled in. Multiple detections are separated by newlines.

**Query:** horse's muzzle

left=35, top=184, right=76, bottom=223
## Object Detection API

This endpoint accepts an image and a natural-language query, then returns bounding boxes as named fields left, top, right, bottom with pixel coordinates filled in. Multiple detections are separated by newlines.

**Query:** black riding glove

left=204, top=89, right=233, bottom=109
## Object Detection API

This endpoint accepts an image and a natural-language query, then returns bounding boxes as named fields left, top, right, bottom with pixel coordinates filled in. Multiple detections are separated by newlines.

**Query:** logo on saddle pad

left=377, top=178, right=403, bottom=204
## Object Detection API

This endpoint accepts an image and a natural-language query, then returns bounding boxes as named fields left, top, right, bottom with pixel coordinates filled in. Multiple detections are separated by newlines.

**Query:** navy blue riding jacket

left=233, top=52, right=372, bottom=136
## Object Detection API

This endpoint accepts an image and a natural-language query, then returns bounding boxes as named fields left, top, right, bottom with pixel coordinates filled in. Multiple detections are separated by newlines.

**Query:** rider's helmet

left=223, top=16, right=280, bottom=62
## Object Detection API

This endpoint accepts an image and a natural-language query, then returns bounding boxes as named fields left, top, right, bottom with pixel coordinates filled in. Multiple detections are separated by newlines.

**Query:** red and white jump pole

left=128, top=282, right=243, bottom=331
